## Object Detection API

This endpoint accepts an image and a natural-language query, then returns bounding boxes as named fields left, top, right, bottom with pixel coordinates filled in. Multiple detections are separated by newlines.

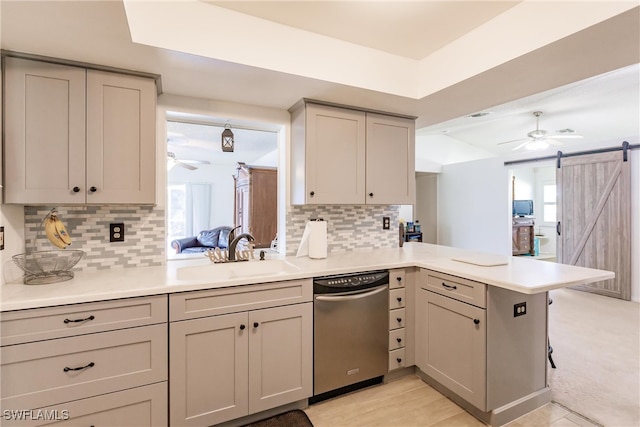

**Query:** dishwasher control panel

left=313, top=270, right=389, bottom=294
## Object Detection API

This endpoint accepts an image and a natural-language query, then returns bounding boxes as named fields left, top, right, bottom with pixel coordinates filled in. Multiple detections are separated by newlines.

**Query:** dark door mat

left=242, top=409, right=313, bottom=427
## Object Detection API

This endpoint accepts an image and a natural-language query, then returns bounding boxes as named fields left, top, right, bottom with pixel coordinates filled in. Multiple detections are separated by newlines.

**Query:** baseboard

left=416, top=370, right=551, bottom=427
left=216, top=400, right=308, bottom=427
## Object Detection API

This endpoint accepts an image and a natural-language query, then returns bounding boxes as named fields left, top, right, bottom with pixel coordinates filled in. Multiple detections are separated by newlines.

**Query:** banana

left=44, top=214, right=69, bottom=249
left=54, top=216, right=72, bottom=245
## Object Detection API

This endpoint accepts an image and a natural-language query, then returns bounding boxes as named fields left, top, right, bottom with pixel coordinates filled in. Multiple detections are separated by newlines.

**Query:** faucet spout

left=228, top=233, right=255, bottom=261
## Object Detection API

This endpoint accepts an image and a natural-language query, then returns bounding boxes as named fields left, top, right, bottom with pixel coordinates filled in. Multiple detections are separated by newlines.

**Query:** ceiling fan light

left=525, top=140, right=549, bottom=151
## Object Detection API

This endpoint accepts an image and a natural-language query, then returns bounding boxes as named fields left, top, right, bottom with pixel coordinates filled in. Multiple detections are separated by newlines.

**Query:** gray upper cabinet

left=290, top=100, right=415, bottom=205
left=3, top=57, right=157, bottom=205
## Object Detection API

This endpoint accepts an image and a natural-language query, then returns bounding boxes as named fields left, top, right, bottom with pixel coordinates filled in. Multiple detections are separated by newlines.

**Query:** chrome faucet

left=228, top=233, right=255, bottom=261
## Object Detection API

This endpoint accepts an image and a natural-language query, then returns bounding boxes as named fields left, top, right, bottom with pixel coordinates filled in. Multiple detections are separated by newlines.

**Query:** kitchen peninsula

left=0, top=243, right=614, bottom=427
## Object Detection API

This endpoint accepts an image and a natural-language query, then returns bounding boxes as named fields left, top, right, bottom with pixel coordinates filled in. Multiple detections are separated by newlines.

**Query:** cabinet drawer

left=421, top=270, right=486, bottom=308
left=389, top=348, right=406, bottom=371
left=1, top=324, right=167, bottom=411
left=0, top=295, right=167, bottom=346
left=5, top=382, right=167, bottom=427
left=389, top=328, right=405, bottom=351
left=389, top=269, right=405, bottom=289
left=389, top=308, right=405, bottom=330
left=170, top=279, right=312, bottom=321
left=389, top=288, right=406, bottom=310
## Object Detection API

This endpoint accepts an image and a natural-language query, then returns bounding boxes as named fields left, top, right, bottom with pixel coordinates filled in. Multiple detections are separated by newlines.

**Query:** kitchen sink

left=176, top=259, right=301, bottom=281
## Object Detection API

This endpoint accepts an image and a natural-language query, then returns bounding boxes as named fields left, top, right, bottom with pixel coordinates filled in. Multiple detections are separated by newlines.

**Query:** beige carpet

left=548, top=288, right=640, bottom=427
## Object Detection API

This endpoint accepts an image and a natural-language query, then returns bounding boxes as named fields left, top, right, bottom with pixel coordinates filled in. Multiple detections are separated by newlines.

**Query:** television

left=513, top=199, right=533, bottom=217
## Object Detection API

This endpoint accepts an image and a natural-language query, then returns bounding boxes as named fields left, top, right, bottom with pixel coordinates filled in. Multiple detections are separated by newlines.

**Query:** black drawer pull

left=396, top=277, right=402, bottom=282
left=64, top=315, right=95, bottom=324
left=396, top=357, right=402, bottom=363
left=64, top=362, right=95, bottom=372
left=397, top=317, right=402, bottom=323
left=396, top=337, right=402, bottom=343
left=397, top=297, right=402, bottom=303
left=253, top=322, right=260, bottom=328
left=473, top=319, right=480, bottom=325
left=239, top=324, right=246, bottom=330
left=442, top=283, right=457, bottom=290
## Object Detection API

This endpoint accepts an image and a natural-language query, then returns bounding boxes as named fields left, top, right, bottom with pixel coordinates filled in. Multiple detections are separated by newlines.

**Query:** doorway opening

left=509, top=164, right=557, bottom=261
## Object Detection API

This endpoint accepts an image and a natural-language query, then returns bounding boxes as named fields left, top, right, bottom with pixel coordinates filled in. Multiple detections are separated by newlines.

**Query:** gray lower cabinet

left=169, top=280, right=313, bottom=426
left=416, top=269, right=549, bottom=416
left=0, top=296, right=168, bottom=426
left=416, top=285, right=487, bottom=410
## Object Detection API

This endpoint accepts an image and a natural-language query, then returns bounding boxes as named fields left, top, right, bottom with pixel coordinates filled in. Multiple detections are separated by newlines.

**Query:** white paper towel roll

left=308, top=220, right=327, bottom=259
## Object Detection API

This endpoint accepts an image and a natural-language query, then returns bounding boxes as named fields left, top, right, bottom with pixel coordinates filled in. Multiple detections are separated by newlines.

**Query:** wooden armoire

left=233, top=163, right=277, bottom=248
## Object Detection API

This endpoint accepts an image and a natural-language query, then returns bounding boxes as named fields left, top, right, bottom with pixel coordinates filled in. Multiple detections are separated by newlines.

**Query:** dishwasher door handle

left=315, top=284, right=388, bottom=301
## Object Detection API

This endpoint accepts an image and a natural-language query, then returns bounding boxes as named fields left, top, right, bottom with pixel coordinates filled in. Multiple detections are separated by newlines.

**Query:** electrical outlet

left=110, top=223, right=125, bottom=242
left=514, top=302, right=527, bottom=317
left=382, top=217, right=390, bottom=230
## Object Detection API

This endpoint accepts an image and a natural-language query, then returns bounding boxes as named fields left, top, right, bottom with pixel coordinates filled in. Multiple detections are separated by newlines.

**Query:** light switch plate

left=0, top=226, right=4, bottom=250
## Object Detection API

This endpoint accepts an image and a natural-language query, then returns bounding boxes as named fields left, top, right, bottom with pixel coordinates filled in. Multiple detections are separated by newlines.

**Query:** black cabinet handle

left=369, top=192, right=374, bottom=197
left=397, top=297, right=402, bottom=302
left=396, top=317, right=402, bottom=323
left=557, top=221, right=561, bottom=236
left=396, top=277, right=402, bottom=282
left=396, top=337, right=402, bottom=343
left=253, top=322, right=260, bottom=328
left=473, top=319, right=480, bottom=325
left=396, top=357, right=402, bottom=363
left=64, top=362, right=95, bottom=372
left=72, top=186, right=80, bottom=193
left=89, top=186, right=97, bottom=193
left=310, top=191, right=315, bottom=196
left=239, top=324, right=246, bottom=330
left=442, top=283, right=457, bottom=290
left=64, top=315, right=95, bottom=324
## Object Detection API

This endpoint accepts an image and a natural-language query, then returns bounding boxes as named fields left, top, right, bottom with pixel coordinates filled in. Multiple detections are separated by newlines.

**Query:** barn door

left=557, top=151, right=631, bottom=300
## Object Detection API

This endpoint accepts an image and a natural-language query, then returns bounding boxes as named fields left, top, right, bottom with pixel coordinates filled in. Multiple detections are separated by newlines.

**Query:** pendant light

left=221, top=123, right=234, bottom=152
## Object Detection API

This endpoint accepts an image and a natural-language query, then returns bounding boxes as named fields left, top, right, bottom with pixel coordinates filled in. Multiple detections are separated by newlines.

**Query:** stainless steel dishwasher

left=312, top=270, right=389, bottom=402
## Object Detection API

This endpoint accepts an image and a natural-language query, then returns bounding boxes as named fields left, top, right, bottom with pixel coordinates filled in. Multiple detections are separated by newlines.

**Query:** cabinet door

left=169, top=313, right=249, bottom=426
left=248, top=302, right=312, bottom=413
left=365, top=113, right=415, bottom=205
left=4, top=57, right=86, bottom=204
left=304, top=104, right=366, bottom=204
left=86, top=70, right=156, bottom=204
left=416, top=289, right=486, bottom=410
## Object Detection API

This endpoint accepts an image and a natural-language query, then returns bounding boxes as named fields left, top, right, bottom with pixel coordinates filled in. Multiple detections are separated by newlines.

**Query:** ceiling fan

left=167, top=152, right=211, bottom=171
left=497, top=111, right=583, bottom=151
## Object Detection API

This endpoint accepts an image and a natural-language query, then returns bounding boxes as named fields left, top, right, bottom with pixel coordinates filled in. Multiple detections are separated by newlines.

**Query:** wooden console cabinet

left=512, top=218, right=535, bottom=256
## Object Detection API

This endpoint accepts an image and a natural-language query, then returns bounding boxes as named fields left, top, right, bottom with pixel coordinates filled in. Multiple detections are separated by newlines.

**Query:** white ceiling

left=1, top=1, right=639, bottom=165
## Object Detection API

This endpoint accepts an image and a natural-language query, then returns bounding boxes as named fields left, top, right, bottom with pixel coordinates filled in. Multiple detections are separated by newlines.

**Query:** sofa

left=171, top=226, right=232, bottom=254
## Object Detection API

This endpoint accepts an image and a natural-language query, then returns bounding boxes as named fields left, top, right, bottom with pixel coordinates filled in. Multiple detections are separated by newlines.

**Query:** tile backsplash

left=286, top=205, right=400, bottom=255
left=21, top=204, right=399, bottom=272
left=25, top=206, right=165, bottom=272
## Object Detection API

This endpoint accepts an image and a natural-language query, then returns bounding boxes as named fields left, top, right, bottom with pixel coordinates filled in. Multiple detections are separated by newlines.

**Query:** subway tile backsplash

left=286, top=205, right=400, bottom=255
left=25, top=206, right=165, bottom=272
left=21, top=204, right=399, bottom=272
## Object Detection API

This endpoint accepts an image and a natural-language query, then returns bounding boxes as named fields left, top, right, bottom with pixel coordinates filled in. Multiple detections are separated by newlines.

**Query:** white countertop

left=0, top=243, right=614, bottom=311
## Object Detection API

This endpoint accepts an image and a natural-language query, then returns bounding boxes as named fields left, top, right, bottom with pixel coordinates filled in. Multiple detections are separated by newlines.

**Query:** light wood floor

left=304, top=375, right=600, bottom=427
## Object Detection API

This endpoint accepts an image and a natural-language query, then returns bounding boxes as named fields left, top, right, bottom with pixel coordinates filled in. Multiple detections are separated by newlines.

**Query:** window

left=543, top=184, right=556, bottom=223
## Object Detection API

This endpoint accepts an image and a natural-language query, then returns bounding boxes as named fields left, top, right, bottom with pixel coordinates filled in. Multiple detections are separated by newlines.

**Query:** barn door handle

left=556, top=221, right=561, bottom=236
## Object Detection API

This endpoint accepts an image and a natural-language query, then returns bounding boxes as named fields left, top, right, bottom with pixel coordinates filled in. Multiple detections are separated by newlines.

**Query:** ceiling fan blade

left=179, top=159, right=211, bottom=165
left=512, top=141, right=531, bottom=151
left=497, top=137, right=529, bottom=146
left=547, top=134, right=583, bottom=139
left=176, top=161, right=198, bottom=170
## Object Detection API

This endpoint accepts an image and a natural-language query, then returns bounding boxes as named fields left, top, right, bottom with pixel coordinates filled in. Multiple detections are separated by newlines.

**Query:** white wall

left=438, top=157, right=511, bottom=255
left=415, top=173, right=438, bottom=244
